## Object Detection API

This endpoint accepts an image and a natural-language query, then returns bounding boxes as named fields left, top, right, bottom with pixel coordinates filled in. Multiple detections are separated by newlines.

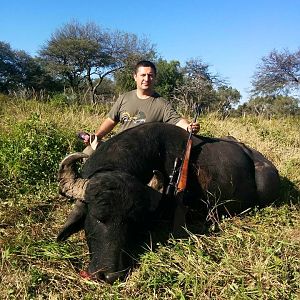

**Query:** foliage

left=94, top=77, right=116, bottom=102
left=114, top=65, right=139, bottom=94
left=251, top=48, right=300, bottom=96
left=172, top=58, right=225, bottom=114
left=2, top=36, right=300, bottom=117
left=237, top=95, right=300, bottom=117
left=155, top=59, right=183, bottom=99
left=39, top=20, right=156, bottom=103
left=0, top=112, right=81, bottom=197
left=0, top=41, right=60, bottom=94
left=213, top=86, right=241, bottom=116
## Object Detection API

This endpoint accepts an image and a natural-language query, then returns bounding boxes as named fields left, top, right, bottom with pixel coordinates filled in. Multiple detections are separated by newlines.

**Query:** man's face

left=134, top=66, right=155, bottom=92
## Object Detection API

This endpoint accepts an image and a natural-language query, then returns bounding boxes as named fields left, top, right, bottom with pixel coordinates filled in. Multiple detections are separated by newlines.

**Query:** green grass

left=0, top=96, right=299, bottom=299
left=127, top=211, right=299, bottom=299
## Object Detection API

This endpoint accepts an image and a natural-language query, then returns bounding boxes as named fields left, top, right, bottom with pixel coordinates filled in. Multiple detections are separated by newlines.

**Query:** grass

left=127, top=207, right=299, bottom=299
left=0, top=96, right=299, bottom=299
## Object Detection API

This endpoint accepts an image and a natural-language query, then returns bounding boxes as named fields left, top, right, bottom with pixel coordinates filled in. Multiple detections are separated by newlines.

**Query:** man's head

left=134, top=60, right=156, bottom=95
left=134, top=60, right=157, bottom=76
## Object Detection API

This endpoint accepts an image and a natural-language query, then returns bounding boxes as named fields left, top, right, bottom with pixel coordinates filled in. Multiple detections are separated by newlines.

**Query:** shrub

left=0, top=113, right=81, bottom=197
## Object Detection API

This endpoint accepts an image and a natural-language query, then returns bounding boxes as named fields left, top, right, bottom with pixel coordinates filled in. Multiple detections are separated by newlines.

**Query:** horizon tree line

left=0, top=20, right=299, bottom=116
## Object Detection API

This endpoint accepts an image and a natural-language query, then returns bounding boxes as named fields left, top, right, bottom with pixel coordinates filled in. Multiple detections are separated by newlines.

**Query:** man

left=83, top=60, right=200, bottom=151
left=80, top=61, right=199, bottom=235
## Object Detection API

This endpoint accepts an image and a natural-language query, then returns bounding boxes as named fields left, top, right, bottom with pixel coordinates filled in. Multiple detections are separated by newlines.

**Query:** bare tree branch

left=251, top=48, right=300, bottom=96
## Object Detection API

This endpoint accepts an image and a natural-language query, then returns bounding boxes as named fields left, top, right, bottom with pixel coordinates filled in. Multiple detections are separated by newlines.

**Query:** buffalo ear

left=57, top=201, right=87, bottom=241
left=146, top=170, right=164, bottom=211
left=144, top=185, right=163, bottom=211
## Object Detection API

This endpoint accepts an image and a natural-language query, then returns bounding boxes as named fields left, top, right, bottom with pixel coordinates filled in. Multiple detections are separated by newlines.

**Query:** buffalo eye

left=90, top=212, right=109, bottom=225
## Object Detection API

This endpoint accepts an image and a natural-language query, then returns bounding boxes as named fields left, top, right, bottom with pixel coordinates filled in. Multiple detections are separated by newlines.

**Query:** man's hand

left=77, top=132, right=91, bottom=145
left=187, top=122, right=200, bottom=134
left=83, top=134, right=90, bottom=145
left=78, top=132, right=99, bottom=150
left=175, top=119, right=200, bottom=134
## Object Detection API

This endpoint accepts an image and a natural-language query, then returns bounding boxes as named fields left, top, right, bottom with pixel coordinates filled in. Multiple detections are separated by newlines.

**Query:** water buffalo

left=57, top=122, right=280, bottom=283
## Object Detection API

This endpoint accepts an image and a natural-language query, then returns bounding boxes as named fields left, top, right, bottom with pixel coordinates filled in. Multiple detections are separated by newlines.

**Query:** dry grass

left=0, top=98, right=299, bottom=299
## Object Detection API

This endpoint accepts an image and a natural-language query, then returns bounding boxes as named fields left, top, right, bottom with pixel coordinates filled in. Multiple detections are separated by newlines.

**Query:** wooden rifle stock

left=176, top=138, right=192, bottom=194
left=175, top=103, right=201, bottom=195
left=166, top=103, right=201, bottom=197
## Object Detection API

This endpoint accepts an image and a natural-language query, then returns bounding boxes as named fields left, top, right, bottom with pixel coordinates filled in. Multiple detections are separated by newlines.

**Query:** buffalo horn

left=58, top=152, right=89, bottom=201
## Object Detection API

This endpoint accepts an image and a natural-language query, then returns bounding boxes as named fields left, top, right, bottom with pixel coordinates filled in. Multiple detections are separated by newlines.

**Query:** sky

left=1, top=0, right=299, bottom=103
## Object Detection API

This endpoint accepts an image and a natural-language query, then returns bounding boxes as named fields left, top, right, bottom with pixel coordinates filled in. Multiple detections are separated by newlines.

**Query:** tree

left=243, top=96, right=274, bottom=116
left=272, top=95, right=299, bottom=115
left=155, top=59, right=183, bottom=99
left=251, top=48, right=300, bottom=96
left=237, top=95, right=299, bottom=117
left=94, top=77, right=116, bottom=102
left=0, top=41, right=59, bottom=94
left=114, top=66, right=137, bottom=94
left=214, top=86, right=241, bottom=116
left=0, top=41, right=18, bottom=93
left=172, top=58, right=224, bottom=113
left=40, top=20, right=156, bottom=103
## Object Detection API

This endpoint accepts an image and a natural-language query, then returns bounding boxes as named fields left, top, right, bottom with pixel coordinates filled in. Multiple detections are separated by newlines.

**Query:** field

left=0, top=96, right=299, bottom=299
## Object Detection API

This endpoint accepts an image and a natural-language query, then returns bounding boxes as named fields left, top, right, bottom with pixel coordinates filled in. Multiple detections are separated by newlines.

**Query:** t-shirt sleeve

left=107, top=95, right=123, bottom=122
left=162, top=101, right=182, bottom=125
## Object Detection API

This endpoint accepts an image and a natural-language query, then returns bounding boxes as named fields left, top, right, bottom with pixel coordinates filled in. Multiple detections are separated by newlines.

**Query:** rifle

left=166, top=103, right=201, bottom=196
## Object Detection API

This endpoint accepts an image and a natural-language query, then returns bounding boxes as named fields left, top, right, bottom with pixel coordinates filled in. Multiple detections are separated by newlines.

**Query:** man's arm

left=95, top=117, right=117, bottom=140
left=84, top=117, right=117, bottom=145
left=175, top=118, right=200, bottom=133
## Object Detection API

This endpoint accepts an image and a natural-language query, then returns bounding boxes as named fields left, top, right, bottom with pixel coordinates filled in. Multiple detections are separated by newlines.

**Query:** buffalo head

left=57, top=152, right=162, bottom=283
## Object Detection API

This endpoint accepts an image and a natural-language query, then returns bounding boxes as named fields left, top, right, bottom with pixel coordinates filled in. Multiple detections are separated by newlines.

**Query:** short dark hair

left=134, top=60, right=157, bottom=75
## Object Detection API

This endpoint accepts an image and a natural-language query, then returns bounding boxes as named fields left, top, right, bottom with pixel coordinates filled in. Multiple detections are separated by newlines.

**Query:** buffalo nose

left=105, top=272, right=120, bottom=284
left=104, top=269, right=127, bottom=284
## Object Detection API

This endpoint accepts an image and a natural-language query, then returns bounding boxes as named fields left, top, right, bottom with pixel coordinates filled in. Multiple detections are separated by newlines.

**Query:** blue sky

left=1, top=0, right=299, bottom=103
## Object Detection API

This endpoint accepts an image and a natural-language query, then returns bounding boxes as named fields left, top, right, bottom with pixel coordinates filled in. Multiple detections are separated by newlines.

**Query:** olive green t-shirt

left=107, top=90, right=182, bottom=132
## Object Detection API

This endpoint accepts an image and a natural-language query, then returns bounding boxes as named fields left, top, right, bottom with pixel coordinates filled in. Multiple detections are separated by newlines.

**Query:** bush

left=0, top=113, right=81, bottom=197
